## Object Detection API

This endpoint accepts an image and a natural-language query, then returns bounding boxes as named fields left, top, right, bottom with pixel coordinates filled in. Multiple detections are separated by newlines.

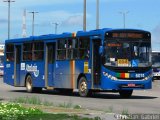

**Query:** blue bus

left=4, top=28, right=152, bottom=98
left=152, top=51, right=160, bottom=80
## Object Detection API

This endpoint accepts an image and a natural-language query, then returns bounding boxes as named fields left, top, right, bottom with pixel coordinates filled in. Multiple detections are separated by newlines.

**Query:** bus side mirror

left=99, top=46, right=104, bottom=55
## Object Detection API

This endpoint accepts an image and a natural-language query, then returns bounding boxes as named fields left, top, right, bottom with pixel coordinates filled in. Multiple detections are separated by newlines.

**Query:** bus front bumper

left=101, top=76, right=152, bottom=90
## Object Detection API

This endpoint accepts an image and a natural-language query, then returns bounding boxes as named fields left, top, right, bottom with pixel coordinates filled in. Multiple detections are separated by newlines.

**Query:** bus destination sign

left=112, top=33, right=143, bottom=39
left=109, top=32, right=144, bottom=39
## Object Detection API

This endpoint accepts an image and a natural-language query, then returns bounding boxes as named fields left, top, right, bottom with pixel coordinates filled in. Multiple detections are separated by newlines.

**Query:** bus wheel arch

left=77, top=74, right=91, bottom=97
left=77, top=73, right=86, bottom=89
left=25, top=74, right=33, bottom=93
left=25, top=74, right=42, bottom=93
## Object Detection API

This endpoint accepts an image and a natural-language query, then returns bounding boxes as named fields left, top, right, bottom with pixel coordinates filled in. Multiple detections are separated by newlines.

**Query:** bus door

left=45, top=43, right=56, bottom=87
left=92, top=39, right=101, bottom=87
left=14, top=45, right=21, bottom=86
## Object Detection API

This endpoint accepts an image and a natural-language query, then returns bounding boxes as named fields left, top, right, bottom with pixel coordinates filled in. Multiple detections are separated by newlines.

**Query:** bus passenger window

left=78, top=37, right=90, bottom=60
left=72, top=39, right=79, bottom=59
left=33, top=42, right=44, bottom=61
left=28, top=53, right=32, bottom=60
left=57, top=50, right=66, bottom=60
left=57, top=39, right=67, bottom=60
left=23, top=43, right=32, bottom=61
left=6, top=44, right=14, bottom=62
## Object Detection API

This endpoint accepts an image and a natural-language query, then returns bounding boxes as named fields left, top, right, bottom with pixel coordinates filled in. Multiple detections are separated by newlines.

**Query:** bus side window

left=78, top=37, right=90, bottom=60
left=23, top=43, right=32, bottom=61
left=67, top=39, right=73, bottom=59
left=33, top=42, right=44, bottom=61
left=72, top=39, right=79, bottom=59
left=57, top=39, right=67, bottom=60
left=6, top=44, right=14, bottom=62
left=28, top=53, right=32, bottom=60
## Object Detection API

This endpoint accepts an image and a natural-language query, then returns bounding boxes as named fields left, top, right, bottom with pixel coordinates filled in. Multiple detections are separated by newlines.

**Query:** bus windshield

left=152, top=53, right=160, bottom=67
left=104, top=39, right=151, bottom=67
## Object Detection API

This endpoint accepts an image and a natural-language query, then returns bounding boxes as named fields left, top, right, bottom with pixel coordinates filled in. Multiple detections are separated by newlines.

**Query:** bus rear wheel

left=119, top=90, right=133, bottom=98
left=26, top=75, right=33, bottom=93
left=78, top=77, right=91, bottom=97
left=26, top=75, right=42, bottom=93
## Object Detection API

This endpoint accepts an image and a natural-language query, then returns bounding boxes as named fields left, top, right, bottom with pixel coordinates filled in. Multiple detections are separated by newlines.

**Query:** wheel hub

left=80, top=81, right=87, bottom=92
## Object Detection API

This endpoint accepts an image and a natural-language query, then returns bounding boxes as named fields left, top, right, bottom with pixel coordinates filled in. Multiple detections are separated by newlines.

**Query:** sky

left=0, top=0, right=160, bottom=51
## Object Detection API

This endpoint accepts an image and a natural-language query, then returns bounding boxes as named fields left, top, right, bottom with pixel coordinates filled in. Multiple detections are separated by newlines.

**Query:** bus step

left=46, top=87, right=54, bottom=90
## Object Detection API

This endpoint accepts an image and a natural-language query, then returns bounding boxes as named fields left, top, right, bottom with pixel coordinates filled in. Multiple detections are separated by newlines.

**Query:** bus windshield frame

left=104, top=31, right=151, bottom=68
left=152, top=52, right=160, bottom=67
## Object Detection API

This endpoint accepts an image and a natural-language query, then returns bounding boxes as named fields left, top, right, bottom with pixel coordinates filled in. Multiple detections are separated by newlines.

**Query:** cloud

left=61, top=15, right=83, bottom=27
left=0, top=19, right=7, bottom=24
left=152, top=23, right=160, bottom=50
left=32, top=10, right=88, bottom=27
left=7, top=0, right=133, bottom=9
left=12, top=0, right=83, bottom=7
left=152, top=23, right=160, bottom=44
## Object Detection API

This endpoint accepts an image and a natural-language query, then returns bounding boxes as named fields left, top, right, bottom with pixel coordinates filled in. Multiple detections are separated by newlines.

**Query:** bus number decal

left=135, top=74, right=144, bottom=78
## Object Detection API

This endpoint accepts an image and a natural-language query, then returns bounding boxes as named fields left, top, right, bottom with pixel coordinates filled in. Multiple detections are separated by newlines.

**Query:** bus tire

left=26, top=75, right=34, bottom=93
left=78, top=77, right=91, bottom=97
left=119, top=90, right=133, bottom=98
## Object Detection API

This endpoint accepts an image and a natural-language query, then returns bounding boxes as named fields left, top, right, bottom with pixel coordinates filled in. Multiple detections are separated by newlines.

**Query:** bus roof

left=5, top=28, right=150, bottom=43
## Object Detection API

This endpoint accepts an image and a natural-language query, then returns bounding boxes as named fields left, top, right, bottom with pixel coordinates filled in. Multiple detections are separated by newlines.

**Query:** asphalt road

left=0, top=77, right=160, bottom=114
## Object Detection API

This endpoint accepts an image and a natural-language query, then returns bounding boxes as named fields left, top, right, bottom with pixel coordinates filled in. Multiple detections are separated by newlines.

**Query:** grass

left=121, top=109, right=129, bottom=115
left=26, top=114, right=100, bottom=120
left=0, top=103, right=100, bottom=120
left=0, top=102, right=43, bottom=120
left=11, top=96, right=82, bottom=109
left=106, top=106, right=114, bottom=113
left=121, top=109, right=131, bottom=120
left=58, top=101, right=73, bottom=108
left=0, top=102, right=101, bottom=120
left=10, top=96, right=54, bottom=106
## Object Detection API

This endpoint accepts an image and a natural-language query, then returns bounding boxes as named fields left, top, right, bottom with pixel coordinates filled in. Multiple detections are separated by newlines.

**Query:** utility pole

left=96, top=0, right=99, bottom=29
left=119, top=11, right=129, bottom=29
left=52, top=23, right=59, bottom=34
left=29, top=11, right=38, bottom=36
left=83, top=0, right=86, bottom=31
left=3, top=0, right=15, bottom=40
left=22, top=9, right=27, bottom=37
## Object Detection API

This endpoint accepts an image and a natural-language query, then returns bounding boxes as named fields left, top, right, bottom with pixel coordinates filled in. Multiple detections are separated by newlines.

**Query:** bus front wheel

left=78, top=77, right=91, bottom=97
left=119, top=90, right=133, bottom=98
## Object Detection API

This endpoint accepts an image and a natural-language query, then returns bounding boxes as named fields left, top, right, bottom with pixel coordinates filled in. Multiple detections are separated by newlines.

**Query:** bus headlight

left=142, top=75, right=152, bottom=80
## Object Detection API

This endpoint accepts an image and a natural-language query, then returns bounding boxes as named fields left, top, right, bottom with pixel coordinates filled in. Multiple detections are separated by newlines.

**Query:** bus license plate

left=128, top=84, right=135, bottom=87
